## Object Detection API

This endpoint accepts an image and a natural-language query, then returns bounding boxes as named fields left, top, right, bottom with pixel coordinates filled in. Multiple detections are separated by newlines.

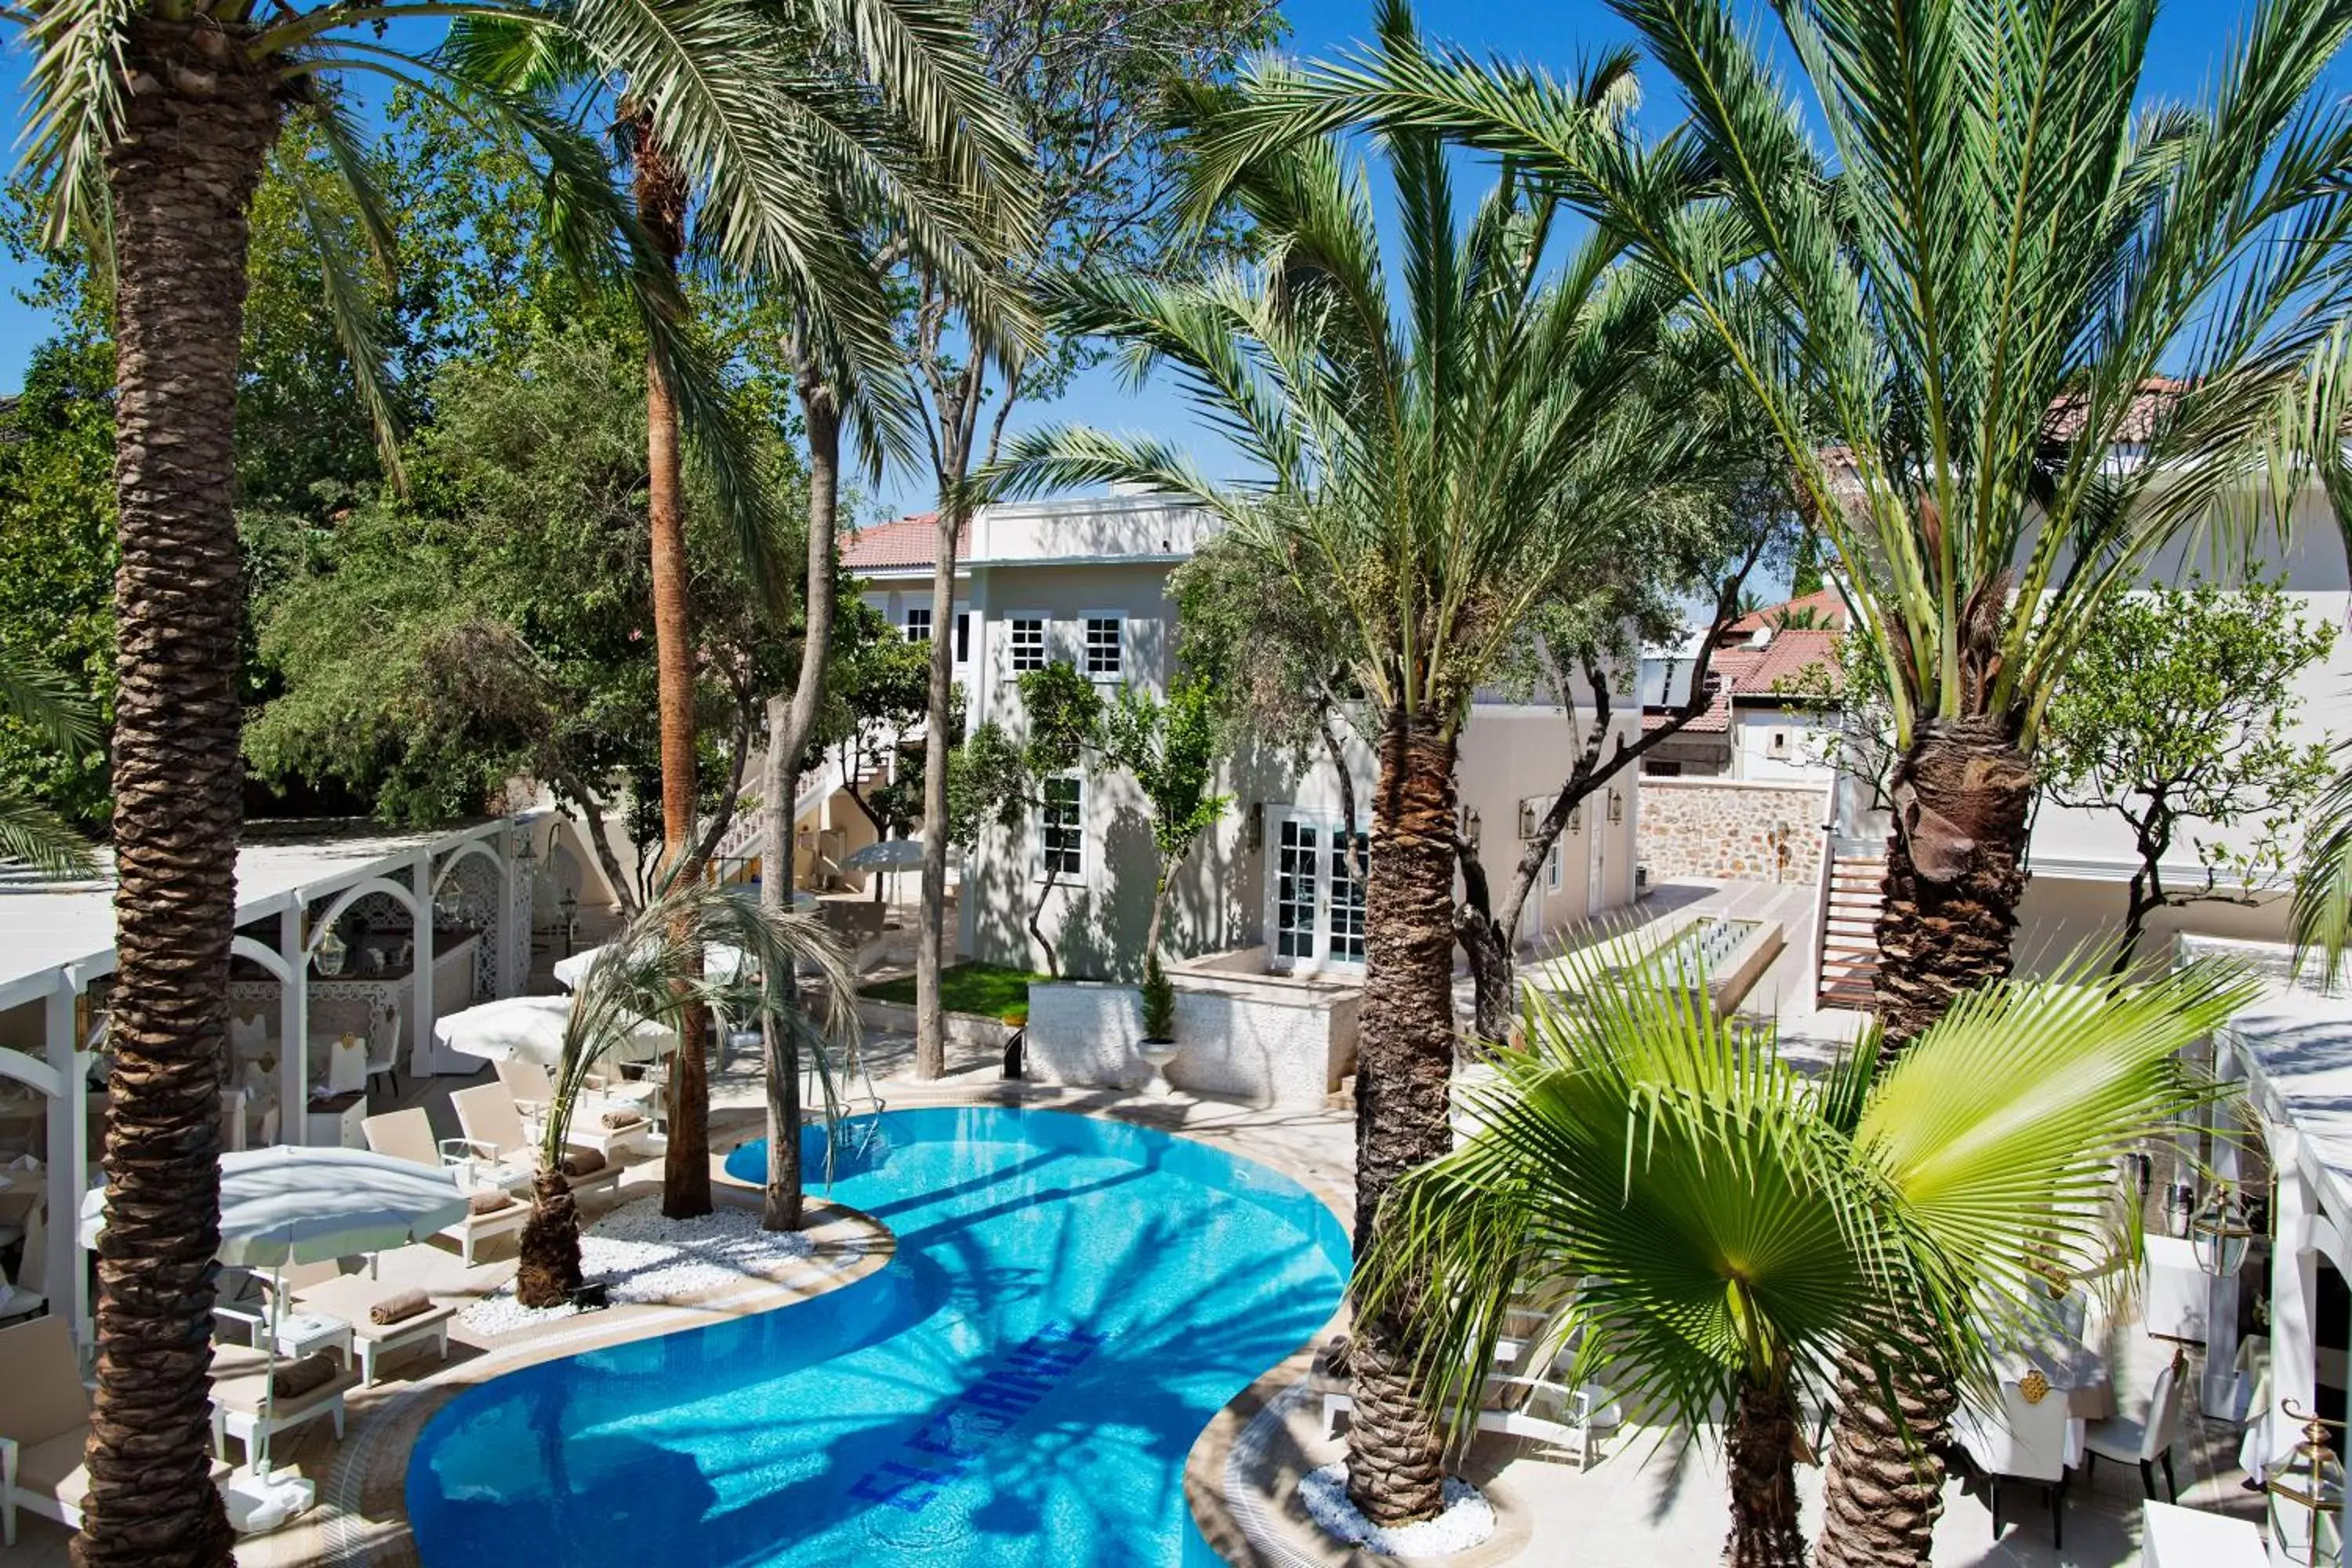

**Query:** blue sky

left=0, top=0, right=2320, bottom=517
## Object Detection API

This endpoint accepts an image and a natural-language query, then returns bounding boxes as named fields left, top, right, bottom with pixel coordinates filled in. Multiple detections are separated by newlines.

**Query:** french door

left=1267, top=810, right=1368, bottom=975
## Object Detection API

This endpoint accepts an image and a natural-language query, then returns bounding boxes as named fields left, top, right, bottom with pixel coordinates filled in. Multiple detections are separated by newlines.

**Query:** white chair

left=322, top=1035, right=368, bottom=1098
left=289, top=1270, right=457, bottom=1388
left=2084, top=1350, right=2186, bottom=1502
left=449, top=1084, right=626, bottom=1198
left=361, top=1109, right=528, bottom=1267
left=363, top=1000, right=401, bottom=1098
left=495, top=1059, right=652, bottom=1156
left=1954, top=1377, right=2078, bottom=1550
left=0, top=1207, right=45, bottom=1324
left=207, top=1343, right=358, bottom=1464
left=228, top=1012, right=273, bottom=1066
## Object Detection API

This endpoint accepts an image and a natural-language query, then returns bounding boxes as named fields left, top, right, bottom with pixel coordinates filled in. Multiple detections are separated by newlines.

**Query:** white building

left=836, top=493, right=1643, bottom=985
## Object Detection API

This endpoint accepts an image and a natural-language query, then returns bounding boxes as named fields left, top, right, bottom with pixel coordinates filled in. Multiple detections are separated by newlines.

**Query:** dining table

left=1994, top=1320, right=2117, bottom=1422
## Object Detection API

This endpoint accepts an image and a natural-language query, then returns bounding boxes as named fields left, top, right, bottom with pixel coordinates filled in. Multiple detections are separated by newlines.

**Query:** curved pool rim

left=403, top=1102, right=1352, bottom=1566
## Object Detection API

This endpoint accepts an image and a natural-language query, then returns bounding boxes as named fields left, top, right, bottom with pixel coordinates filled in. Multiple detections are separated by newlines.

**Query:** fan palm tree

left=517, top=875, right=856, bottom=1305
left=1185, top=0, right=2352, bottom=1050
left=1367, top=950, right=2252, bottom=1566
left=985, top=98, right=1708, bottom=1524
left=12, top=2, right=1025, bottom=1559
left=0, top=647, right=100, bottom=877
left=444, top=13, right=1034, bottom=1221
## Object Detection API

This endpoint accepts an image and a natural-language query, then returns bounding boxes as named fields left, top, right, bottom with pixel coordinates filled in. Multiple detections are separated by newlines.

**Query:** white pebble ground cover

left=460, top=1196, right=821, bottom=1337
left=1299, top=1464, right=1497, bottom=1557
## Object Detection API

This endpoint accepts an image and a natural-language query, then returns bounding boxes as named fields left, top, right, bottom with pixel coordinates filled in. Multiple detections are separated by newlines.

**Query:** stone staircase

left=1815, top=837, right=1886, bottom=1011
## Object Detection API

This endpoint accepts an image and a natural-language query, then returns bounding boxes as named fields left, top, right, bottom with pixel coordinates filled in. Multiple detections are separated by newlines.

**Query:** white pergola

left=0, top=815, right=544, bottom=1346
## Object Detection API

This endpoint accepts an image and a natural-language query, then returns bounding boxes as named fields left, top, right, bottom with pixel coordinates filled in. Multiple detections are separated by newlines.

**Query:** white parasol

left=431, top=993, right=675, bottom=1069
left=551, top=938, right=755, bottom=993
left=78, top=1146, right=470, bottom=1531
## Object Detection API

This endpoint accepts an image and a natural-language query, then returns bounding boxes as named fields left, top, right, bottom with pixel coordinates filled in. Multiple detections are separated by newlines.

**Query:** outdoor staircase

left=1814, top=837, right=1886, bottom=1011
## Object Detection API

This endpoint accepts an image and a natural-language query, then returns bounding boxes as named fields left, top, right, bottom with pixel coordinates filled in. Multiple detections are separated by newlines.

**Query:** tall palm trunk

left=1819, top=713, right=2032, bottom=1568
left=912, top=499, right=964, bottom=1080
left=1726, top=1375, right=1806, bottom=1568
left=82, top=23, right=282, bottom=1568
left=1344, top=713, right=1459, bottom=1526
left=517, top=1168, right=584, bottom=1307
left=1870, top=714, right=2034, bottom=1050
left=631, top=118, right=711, bottom=1219
left=759, top=375, right=840, bottom=1231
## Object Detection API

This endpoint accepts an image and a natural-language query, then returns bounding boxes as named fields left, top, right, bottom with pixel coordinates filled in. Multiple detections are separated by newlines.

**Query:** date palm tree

left=986, top=95, right=1704, bottom=1524
left=517, top=875, right=855, bottom=1305
left=1369, top=950, right=2252, bottom=1566
left=11, top=0, right=1022, bottom=1558
left=0, top=647, right=100, bottom=877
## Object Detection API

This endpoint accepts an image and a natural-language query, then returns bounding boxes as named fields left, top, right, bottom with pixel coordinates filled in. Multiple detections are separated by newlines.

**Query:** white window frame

left=1007, top=612, right=1048, bottom=675
left=1546, top=839, right=1564, bottom=893
left=1264, top=807, right=1368, bottom=975
left=1081, top=611, right=1125, bottom=681
left=1039, top=774, right=1085, bottom=881
left=903, top=605, right=934, bottom=643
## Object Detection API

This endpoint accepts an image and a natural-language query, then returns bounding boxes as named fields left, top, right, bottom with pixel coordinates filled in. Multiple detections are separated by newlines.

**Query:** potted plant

left=1137, top=954, right=1181, bottom=1097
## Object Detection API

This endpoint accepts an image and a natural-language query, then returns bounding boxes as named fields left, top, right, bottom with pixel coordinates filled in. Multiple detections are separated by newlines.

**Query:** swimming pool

left=405, top=1105, right=1350, bottom=1566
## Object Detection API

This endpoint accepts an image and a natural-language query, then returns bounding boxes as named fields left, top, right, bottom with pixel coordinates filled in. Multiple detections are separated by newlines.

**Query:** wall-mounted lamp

left=1461, top=808, right=1482, bottom=850
left=1244, top=801, right=1264, bottom=854
left=1606, top=789, right=1624, bottom=825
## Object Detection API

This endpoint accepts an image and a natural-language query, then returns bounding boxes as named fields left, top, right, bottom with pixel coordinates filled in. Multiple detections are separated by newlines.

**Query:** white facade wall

left=1731, top=708, right=1838, bottom=785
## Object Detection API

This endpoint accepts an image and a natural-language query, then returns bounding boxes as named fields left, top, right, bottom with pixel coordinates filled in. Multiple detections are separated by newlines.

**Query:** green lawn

left=860, top=961, right=1047, bottom=1025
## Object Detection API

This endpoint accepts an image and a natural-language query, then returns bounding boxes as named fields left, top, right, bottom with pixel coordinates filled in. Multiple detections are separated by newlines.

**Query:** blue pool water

left=405, top=1105, right=1350, bottom=1566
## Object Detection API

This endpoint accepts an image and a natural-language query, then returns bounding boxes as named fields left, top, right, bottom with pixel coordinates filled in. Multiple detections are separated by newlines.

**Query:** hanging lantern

left=313, top=924, right=347, bottom=978
left=2191, top=1182, right=2256, bottom=1276
left=2267, top=1401, right=2346, bottom=1566
left=2162, top=1181, right=2197, bottom=1237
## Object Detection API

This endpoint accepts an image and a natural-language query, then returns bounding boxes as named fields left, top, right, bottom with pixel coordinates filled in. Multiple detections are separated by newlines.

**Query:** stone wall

left=1639, top=779, right=1829, bottom=884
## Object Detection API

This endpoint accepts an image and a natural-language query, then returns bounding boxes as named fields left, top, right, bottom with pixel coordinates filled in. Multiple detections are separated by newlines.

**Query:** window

left=1041, top=776, right=1084, bottom=878
left=1083, top=615, right=1123, bottom=678
left=904, top=607, right=932, bottom=643
left=1010, top=615, right=1047, bottom=673
left=1276, top=820, right=1319, bottom=960
left=1546, top=840, right=1564, bottom=892
left=1327, top=829, right=1367, bottom=963
left=955, top=612, right=971, bottom=664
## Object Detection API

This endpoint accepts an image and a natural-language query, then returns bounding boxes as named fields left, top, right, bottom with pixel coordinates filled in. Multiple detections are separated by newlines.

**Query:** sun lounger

left=207, top=1344, right=361, bottom=1465
left=450, top=1084, right=626, bottom=1202
left=289, top=1272, right=456, bottom=1388
left=361, top=1108, right=531, bottom=1266
left=0, top=1316, right=231, bottom=1543
left=493, top=1060, right=654, bottom=1158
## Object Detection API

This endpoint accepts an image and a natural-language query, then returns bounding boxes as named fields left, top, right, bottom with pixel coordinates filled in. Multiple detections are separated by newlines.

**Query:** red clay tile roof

left=841, top=514, right=965, bottom=570
left=1726, top=588, right=1849, bottom=637
left=1733, top=628, right=1843, bottom=698
left=1642, top=685, right=1733, bottom=735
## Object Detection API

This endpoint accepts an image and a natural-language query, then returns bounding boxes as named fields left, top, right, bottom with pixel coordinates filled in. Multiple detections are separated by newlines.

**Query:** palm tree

left=447, top=10, right=1034, bottom=1222
left=517, top=876, right=855, bottom=1305
left=1189, top=0, right=2352, bottom=1048
left=0, top=647, right=100, bottom=877
left=1367, top=950, right=2253, bottom=1566
left=987, top=96, right=1701, bottom=1524
left=12, top=2, right=1021, bottom=1557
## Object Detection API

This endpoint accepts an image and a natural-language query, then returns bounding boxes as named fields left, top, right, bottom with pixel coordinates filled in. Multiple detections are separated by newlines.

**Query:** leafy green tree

left=947, top=661, right=1105, bottom=978
left=991, top=96, right=1693, bottom=1522
left=0, top=647, right=101, bottom=875
left=1370, top=954, right=2252, bottom=1567
left=247, top=328, right=809, bottom=907
left=0, top=339, right=115, bottom=833
left=2042, top=579, right=2334, bottom=975
left=1098, top=673, right=1231, bottom=965
left=905, top=0, right=1286, bottom=1080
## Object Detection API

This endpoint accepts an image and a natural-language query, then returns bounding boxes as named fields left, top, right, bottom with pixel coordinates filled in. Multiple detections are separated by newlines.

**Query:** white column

left=499, top=826, right=521, bottom=999
left=412, top=848, right=436, bottom=1076
left=279, top=902, right=307, bottom=1145
left=2269, top=1129, right=2318, bottom=1567
left=43, top=980, right=87, bottom=1348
